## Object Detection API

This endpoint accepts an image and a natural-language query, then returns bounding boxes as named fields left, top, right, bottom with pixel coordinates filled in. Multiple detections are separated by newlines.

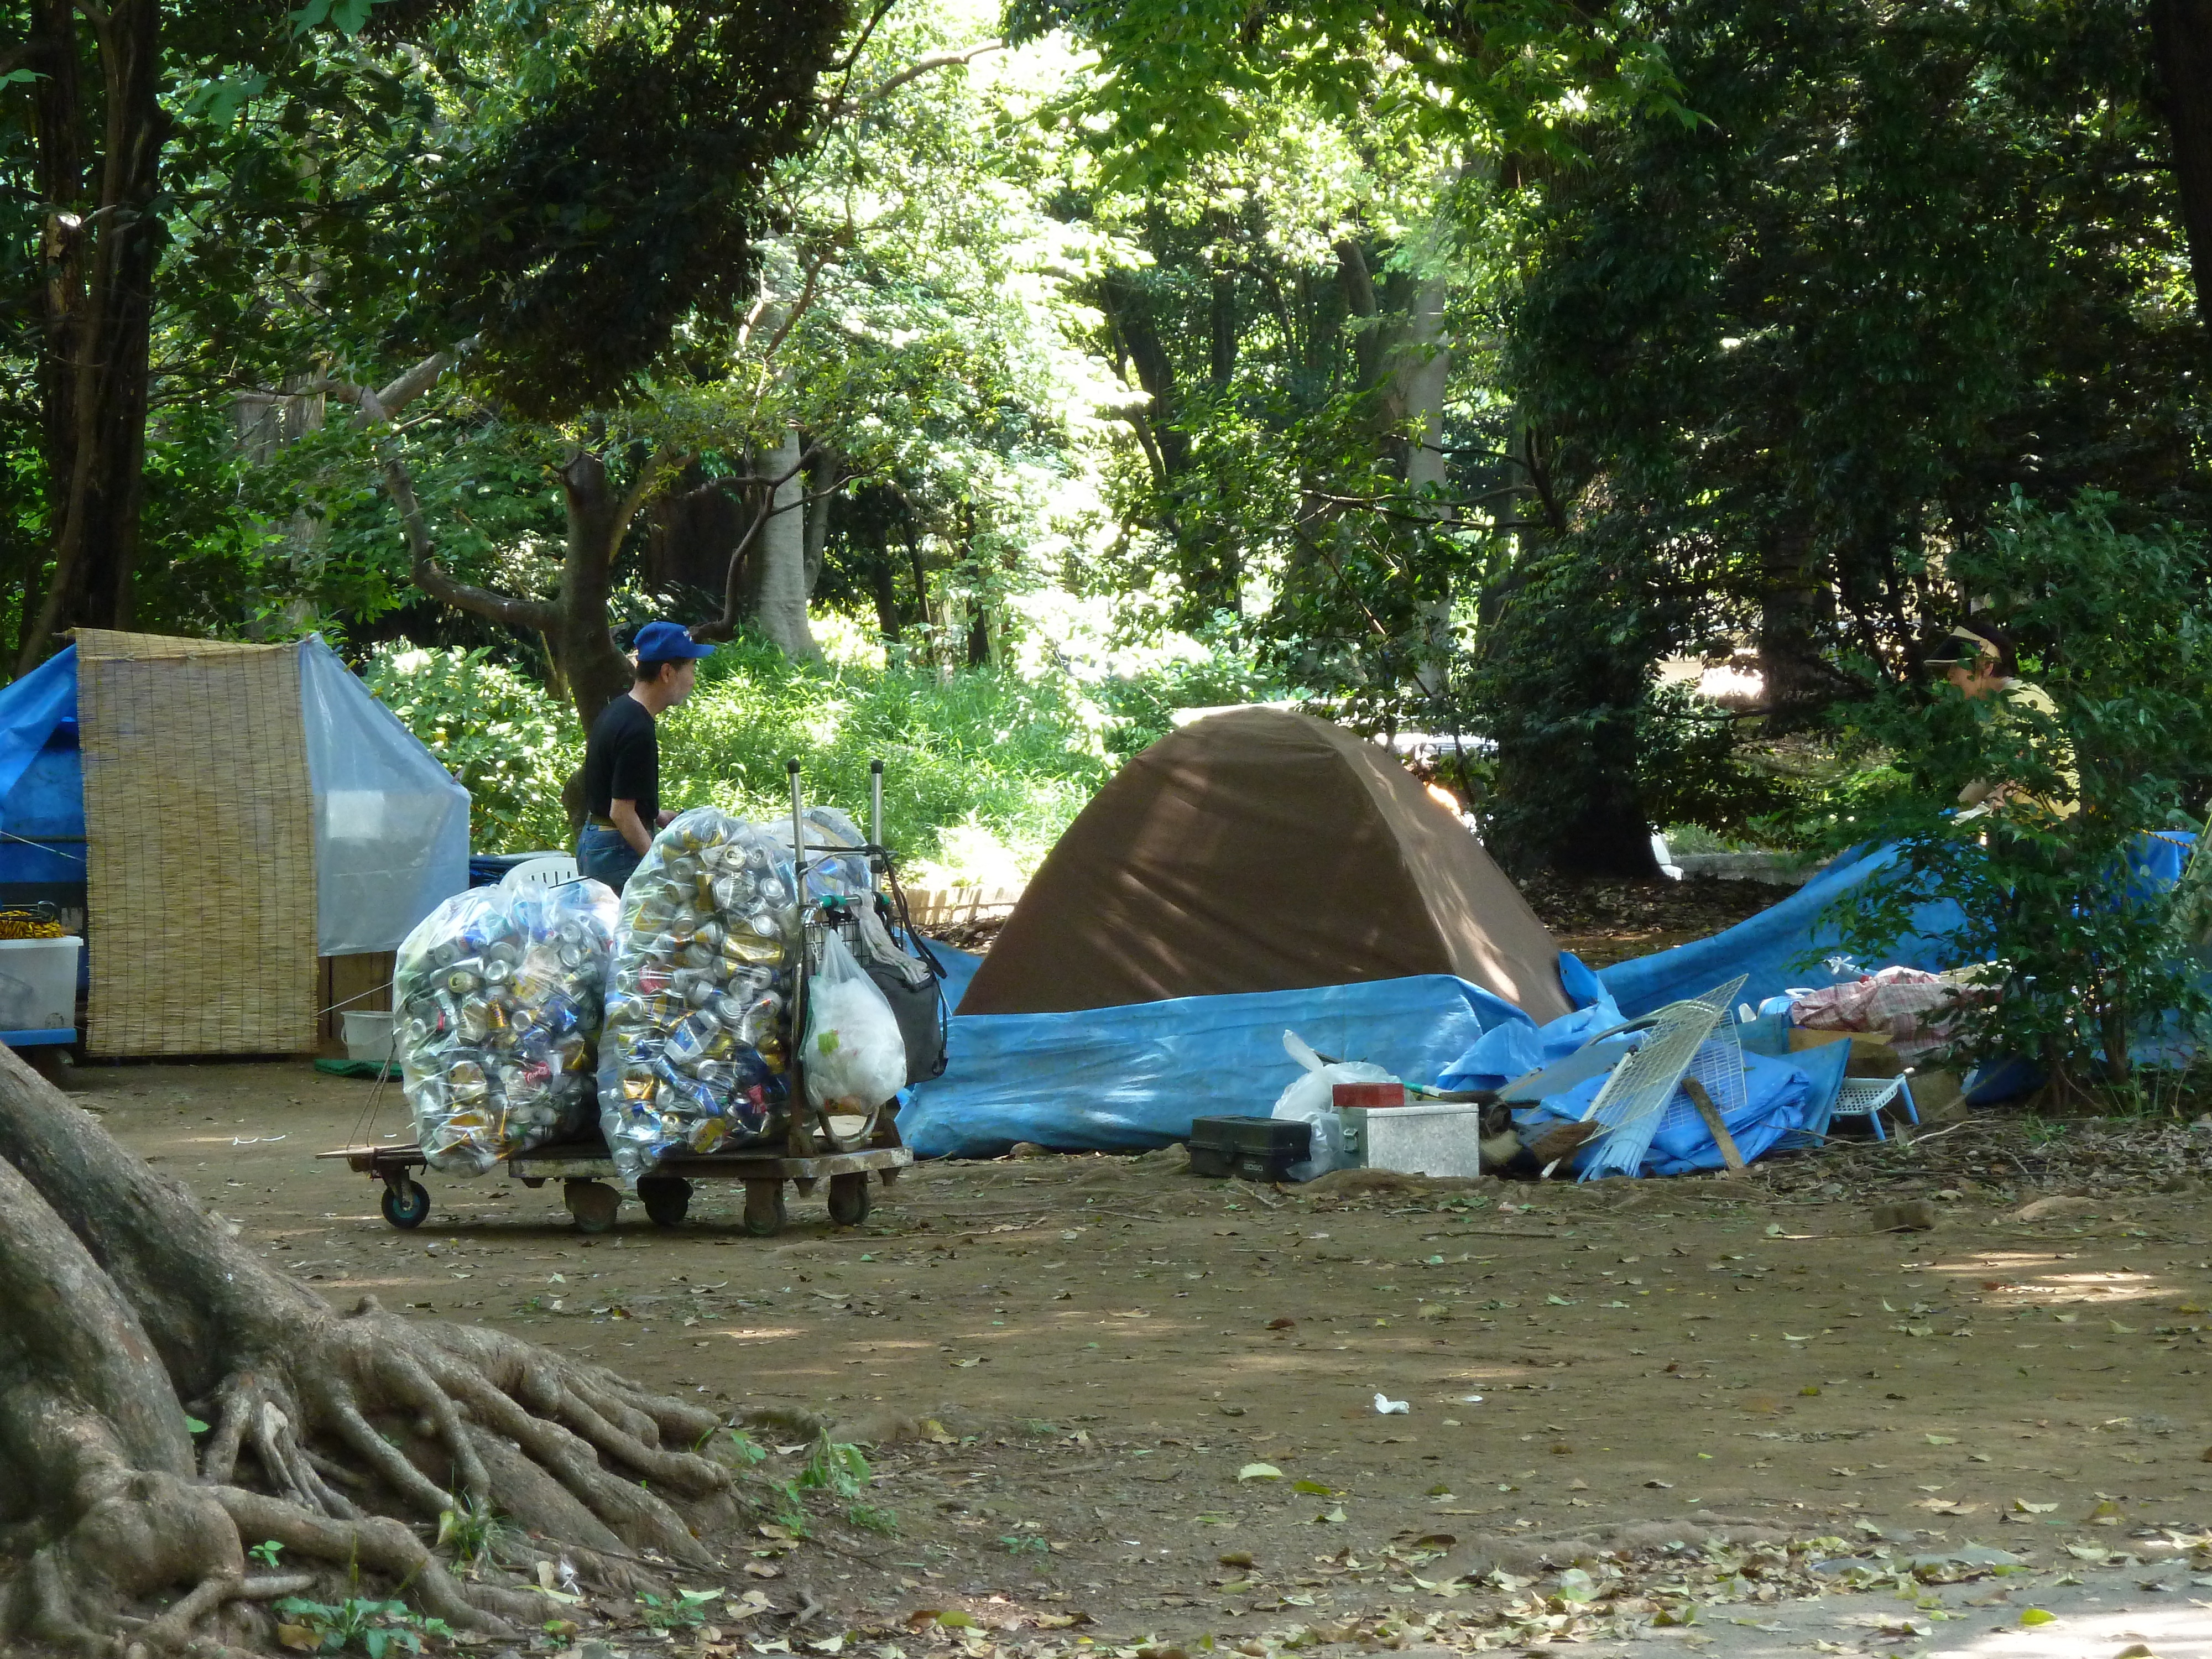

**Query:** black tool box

left=1188, top=1114, right=1312, bottom=1181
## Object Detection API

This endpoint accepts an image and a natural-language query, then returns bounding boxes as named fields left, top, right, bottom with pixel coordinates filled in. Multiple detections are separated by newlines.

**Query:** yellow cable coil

left=0, top=912, right=66, bottom=939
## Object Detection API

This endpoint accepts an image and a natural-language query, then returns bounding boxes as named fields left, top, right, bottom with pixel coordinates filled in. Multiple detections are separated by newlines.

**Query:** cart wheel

left=827, top=1171, right=872, bottom=1228
left=639, top=1175, right=692, bottom=1228
left=564, top=1178, right=621, bottom=1234
left=742, top=1180, right=787, bottom=1238
left=382, top=1179, right=431, bottom=1230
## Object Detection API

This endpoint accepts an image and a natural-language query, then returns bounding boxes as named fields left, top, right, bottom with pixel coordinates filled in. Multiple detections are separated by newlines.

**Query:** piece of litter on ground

left=1374, top=1392, right=1410, bottom=1415
left=1459, top=1394, right=1484, bottom=1404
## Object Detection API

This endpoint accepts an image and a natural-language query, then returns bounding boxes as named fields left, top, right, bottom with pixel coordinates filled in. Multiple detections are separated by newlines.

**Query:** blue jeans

left=577, top=824, right=643, bottom=893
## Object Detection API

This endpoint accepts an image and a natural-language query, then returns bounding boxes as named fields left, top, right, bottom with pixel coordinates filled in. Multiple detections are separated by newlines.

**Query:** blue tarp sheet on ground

left=901, top=833, right=2198, bottom=1160
left=898, top=967, right=1532, bottom=1159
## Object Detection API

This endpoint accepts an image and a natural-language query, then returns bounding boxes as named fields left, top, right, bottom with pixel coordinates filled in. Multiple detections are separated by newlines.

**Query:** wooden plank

left=1679, top=1077, right=1748, bottom=1177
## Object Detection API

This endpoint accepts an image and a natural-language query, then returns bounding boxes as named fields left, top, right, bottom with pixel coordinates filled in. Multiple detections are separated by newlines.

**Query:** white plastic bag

left=1271, top=1030, right=1397, bottom=1182
left=804, top=930, right=908, bottom=1119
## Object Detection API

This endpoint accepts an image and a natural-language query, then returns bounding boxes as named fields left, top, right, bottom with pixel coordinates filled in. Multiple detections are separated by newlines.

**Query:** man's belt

left=587, top=815, right=619, bottom=831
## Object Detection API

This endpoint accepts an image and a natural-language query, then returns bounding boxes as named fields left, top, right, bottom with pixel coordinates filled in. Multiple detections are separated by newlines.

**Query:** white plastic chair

left=1830, top=1075, right=1919, bottom=1141
left=500, top=853, right=581, bottom=891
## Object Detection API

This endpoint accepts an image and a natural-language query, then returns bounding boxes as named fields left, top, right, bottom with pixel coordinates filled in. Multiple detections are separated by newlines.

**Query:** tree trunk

left=741, top=429, right=821, bottom=661
left=802, top=444, right=839, bottom=598
left=2152, top=0, right=2212, bottom=333
left=1759, top=517, right=1826, bottom=718
left=0, top=1047, right=740, bottom=1652
left=555, top=452, right=644, bottom=727
left=17, top=0, right=167, bottom=673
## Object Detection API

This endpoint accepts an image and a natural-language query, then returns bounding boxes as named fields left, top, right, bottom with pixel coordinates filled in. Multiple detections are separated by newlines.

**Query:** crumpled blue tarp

left=898, top=969, right=1533, bottom=1159
left=0, top=646, right=78, bottom=828
left=1515, top=1047, right=1815, bottom=1177
left=1605, top=834, right=2195, bottom=1020
left=901, top=832, right=2200, bottom=1161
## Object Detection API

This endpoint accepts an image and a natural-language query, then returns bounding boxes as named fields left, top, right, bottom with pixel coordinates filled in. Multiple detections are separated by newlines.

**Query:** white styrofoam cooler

left=0, top=936, right=82, bottom=1033
left=341, top=1010, right=396, bottom=1065
left=1340, top=1102, right=1487, bottom=1178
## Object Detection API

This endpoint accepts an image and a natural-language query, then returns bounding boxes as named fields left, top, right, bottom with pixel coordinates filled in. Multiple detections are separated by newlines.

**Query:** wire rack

left=1568, top=974, right=1749, bottom=1181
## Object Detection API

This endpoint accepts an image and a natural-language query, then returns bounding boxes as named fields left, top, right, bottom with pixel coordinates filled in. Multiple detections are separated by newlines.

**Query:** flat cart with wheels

left=318, top=1131, right=910, bottom=1236
left=322, top=756, right=934, bottom=1237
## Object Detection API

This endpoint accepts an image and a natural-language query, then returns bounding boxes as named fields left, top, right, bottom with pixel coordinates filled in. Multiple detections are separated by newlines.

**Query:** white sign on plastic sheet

left=297, top=635, right=471, bottom=954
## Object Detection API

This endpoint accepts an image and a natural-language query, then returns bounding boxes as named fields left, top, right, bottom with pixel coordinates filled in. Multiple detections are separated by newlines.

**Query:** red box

left=1332, top=1081, right=1407, bottom=1109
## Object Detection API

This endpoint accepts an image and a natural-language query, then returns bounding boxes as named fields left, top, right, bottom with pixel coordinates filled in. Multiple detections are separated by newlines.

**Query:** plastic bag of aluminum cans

left=394, top=878, right=619, bottom=1174
left=769, top=805, right=874, bottom=902
left=597, top=807, right=801, bottom=1182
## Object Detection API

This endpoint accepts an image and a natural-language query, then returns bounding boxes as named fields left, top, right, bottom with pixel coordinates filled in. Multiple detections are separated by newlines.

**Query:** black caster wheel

left=639, top=1175, right=692, bottom=1228
left=564, top=1178, right=620, bottom=1234
left=827, top=1171, right=872, bottom=1227
left=742, top=1180, right=787, bottom=1238
left=382, top=1178, right=430, bottom=1230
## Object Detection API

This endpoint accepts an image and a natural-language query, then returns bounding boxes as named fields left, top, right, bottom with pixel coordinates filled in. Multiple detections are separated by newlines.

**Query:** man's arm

left=609, top=799, right=653, bottom=856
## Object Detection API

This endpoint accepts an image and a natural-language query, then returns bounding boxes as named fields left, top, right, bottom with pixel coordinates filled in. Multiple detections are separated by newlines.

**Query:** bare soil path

left=74, top=1058, right=2212, bottom=1659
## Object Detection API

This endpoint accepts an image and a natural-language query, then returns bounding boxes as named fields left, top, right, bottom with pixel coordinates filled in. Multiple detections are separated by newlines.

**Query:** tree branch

left=828, top=40, right=1006, bottom=114
left=382, top=457, right=558, bottom=635
left=691, top=442, right=822, bottom=644
left=759, top=249, right=833, bottom=362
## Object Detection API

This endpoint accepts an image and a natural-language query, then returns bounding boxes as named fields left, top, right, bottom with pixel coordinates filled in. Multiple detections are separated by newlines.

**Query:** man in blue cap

left=576, top=621, right=715, bottom=890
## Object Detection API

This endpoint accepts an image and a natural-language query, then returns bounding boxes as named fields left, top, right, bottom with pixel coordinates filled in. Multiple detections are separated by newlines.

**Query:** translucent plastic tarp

left=298, top=635, right=471, bottom=954
left=898, top=969, right=1531, bottom=1159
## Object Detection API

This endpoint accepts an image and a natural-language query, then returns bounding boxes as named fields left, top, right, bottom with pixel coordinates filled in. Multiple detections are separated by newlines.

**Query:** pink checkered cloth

left=1789, top=966, right=1981, bottom=1063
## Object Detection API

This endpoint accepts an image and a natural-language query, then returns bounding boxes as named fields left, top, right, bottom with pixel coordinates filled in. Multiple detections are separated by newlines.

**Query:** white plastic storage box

left=0, top=936, right=82, bottom=1033
left=1340, top=1101, right=1487, bottom=1178
left=341, top=1010, right=397, bottom=1065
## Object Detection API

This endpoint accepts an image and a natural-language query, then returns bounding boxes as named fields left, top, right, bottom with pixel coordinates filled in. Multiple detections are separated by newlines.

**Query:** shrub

left=363, top=645, right=581, bottom=854
left=1822, top=492, right=2212, bottom=1094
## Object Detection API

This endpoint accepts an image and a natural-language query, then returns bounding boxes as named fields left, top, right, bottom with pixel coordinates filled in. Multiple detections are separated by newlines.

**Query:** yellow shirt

left=1958, top=680, right=2079, bottom=818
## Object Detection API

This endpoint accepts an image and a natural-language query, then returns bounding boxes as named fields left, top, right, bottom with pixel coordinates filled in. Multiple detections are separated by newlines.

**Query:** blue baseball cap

left=633, top=620, right=714, bottom=662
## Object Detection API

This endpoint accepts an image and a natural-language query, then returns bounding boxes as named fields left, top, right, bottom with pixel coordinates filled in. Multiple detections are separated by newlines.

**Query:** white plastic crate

left=1341, top=1102, right=1486, bottom=1178
left=341, top=1010, right=396, bottom=1065
left=0, top=936, right=81, bottom=1033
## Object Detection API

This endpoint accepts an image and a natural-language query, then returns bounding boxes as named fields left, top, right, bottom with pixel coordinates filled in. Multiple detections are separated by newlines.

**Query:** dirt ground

left=67, top=1054, right=2212, bottom=1659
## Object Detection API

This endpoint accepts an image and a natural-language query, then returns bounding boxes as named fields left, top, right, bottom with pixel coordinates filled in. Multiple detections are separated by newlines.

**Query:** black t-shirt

left=583, top=693, right=658, bottom=823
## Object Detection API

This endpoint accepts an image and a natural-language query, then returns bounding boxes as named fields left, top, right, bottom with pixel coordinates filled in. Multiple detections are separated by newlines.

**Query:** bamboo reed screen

left=77, top=630, right=319, bottom=1056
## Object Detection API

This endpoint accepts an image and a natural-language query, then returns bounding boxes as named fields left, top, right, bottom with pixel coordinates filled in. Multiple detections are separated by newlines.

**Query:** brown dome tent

left=958, top=708, right=1573, bottom=1020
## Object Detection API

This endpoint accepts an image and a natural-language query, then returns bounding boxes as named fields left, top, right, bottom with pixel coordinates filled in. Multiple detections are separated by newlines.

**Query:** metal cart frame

left=324, top=758, right=929, bottom=1237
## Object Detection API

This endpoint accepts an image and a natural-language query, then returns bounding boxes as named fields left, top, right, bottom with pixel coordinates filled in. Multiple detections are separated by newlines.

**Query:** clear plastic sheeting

left=298, top=634, right=471, bottom=954
left=395, top=879, right=618, bottom=1173
left=598, top=808, right=801, bottom=1183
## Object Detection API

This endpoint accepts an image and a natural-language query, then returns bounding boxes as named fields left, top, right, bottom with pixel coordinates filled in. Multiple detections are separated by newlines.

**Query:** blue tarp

left=1516, top=1047, right=1816, bottom=1177
left=901, top=832, right=2199, bottom=1161
left=0, top=646, right=79, bottom=829
left=899, top=969, right=1533, bottom=1159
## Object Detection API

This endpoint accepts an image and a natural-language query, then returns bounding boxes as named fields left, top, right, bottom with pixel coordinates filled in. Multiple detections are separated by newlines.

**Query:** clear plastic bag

left=1271, top=1029, right=1396, bottom=1182
left=803, top=928, right=909, bottom=1126
left=597, top=808, right=801, bottom=1183
left=394, top=879, right=619, bottom=1174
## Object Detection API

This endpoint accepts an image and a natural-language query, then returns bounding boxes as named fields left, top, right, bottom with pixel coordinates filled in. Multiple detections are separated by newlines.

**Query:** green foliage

left=999, top=1532, right=1050, bottom=1557
left=270, top=1595, right=452, bottom=1658
left=420, top=2, right=852, bottom=418
left=721, top=1427, right=770, bottom=1467
left=635, top=1589, right=723, bottom=1631
left=434, top=1498, right=509, bottom=1576
left=1822, top=493, right=2212, bottom=1089
left=659, top=638, right=1114, bottom=882
left=248, top=1540, right=284, bottom=1569
left=794, top=1433, right=870, bottom=1499
left=362, top=645, right=580, bottom=853
left=845, top=1501, right=901, bottom=1535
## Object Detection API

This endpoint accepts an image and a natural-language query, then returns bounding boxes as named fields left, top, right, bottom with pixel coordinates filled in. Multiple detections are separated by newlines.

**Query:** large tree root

left=0, top=1046, right=752, bottom=1655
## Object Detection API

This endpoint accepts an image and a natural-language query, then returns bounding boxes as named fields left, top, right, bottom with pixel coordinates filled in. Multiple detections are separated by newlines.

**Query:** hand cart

left=322, top=758, right=938, bottom=1237
left=317, top=1128, right=910, bottom=1237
